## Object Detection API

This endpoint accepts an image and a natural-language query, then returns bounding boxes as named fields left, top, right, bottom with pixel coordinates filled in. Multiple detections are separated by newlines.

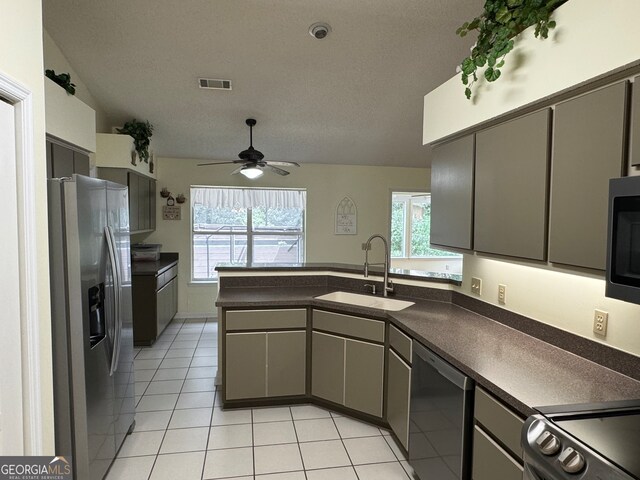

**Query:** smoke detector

left=309, top=22, right=331, bottom=40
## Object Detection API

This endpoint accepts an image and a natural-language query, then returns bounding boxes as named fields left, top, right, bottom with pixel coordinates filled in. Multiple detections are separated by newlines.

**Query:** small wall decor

left=160, top=188, right=185, bottom=220
left=335, top=196, right=357, bottom=235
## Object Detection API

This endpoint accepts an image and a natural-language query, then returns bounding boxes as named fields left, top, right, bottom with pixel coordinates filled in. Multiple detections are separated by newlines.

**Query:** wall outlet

left=593, top=309, right=608, bottom=337
left=498, top=284, right=506, bottom=305
left=471, top=277, right=482, bottom=295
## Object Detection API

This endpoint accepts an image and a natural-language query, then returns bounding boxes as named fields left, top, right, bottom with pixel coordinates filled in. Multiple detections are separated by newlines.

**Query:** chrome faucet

left=363, top=234, right=394, bottom=297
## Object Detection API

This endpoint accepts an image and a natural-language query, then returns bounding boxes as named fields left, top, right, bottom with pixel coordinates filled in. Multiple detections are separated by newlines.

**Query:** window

left=191, top=187, right=306, bottom=281
left=390, top=192, right=459, bottom=258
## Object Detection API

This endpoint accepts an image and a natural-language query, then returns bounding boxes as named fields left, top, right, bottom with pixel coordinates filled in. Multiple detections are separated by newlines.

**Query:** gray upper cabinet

left=47, top=140, right=90, bottom=179
left=549, top=82, right=627, bottom=270
left=475, top=109, right=551, bottom=261
left=430, top=134, right=475, bottom=250
left=631, top=76, right=640, bottom=167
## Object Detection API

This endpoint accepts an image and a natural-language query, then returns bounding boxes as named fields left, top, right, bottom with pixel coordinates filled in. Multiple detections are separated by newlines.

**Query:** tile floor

left=106, top=318, right=416, bottom=480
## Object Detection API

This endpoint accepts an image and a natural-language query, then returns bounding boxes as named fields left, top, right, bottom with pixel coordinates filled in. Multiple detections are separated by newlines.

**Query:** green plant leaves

left=117, top=119, right=154, bottom=163
left=455, top=0, right=565, bottom=99
left=45, top=69, right=76, bottom=95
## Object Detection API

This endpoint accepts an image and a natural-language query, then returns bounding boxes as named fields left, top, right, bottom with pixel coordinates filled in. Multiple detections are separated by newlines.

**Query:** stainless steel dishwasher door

left=409, top=341, right=474, bottom=480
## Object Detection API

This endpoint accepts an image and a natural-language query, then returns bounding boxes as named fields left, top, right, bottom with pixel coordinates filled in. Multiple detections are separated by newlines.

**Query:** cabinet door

left=387, top=349, right=411, bottom=450
left=631, top=76, right=640, bottom=167
left=46, top=141, right=53, bottom=178
left=73, top=150, right=90, bottom=176
left=475, top=109, right=550, bottom=260
left=311, top=331, right=345, bottom=405
left=472, top=426, right=524, bottom=480
left=225, top=332, right=267, bottom=400
left=149, top=179, right=156, bottom=231
left=128, top=173, right=139, bottom=232
left=267, top=331, right=306, bottom=397
left=51, top=143, right=74, bottom=178
left=138, top=176, right=150, bottom=231
left=156, top=281, right=171, bottom=336
left=344, top=338, right=384, bottom=417
left=549, top=82, right=626, bottom=270
left=431, top=134, right=475, bottom=250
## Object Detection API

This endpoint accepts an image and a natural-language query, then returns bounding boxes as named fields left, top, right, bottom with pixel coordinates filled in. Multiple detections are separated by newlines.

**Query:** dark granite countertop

left=216, top=285, right=640, bottom=417
left=216, top=262, right=462, bottom=286
left=132, top=252, right=179, bottom=276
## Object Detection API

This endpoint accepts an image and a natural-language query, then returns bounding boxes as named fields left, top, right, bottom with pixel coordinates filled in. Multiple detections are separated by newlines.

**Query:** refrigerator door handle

left=105, top=225, right=121, bottom=376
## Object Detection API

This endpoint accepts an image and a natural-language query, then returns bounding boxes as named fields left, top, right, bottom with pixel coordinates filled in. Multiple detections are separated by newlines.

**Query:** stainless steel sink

left=314, top=291, right=414, bottom=311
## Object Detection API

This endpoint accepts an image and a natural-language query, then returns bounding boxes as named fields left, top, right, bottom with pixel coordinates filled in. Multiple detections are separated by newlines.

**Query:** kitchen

left=2, top=0, right=640, bottom=479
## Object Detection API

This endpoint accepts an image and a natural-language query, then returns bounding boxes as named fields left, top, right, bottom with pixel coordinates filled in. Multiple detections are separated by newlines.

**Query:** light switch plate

left=471, top=277, right=482, bottom=296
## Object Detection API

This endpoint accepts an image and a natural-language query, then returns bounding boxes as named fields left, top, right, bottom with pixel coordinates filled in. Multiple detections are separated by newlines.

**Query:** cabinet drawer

left=474, top=387, right=524, bottom=459
left=313, top=310, right=385, bottom=343
left=389, top=324, right=412, bottom=364
left=165, top=265, right=178, bottom=281
left=226, top=309, right=307, bottom=331
left=472, top=426, right=523, bottom=480
left=156, top=272, right=166, bottom=291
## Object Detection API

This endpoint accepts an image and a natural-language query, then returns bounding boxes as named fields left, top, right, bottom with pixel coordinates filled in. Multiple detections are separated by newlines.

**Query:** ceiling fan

left=198, top=118, right=300, bottom=179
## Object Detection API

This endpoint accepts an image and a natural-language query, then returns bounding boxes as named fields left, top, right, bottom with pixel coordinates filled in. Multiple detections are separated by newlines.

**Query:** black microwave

left=606, top=176, right=640, bottom=304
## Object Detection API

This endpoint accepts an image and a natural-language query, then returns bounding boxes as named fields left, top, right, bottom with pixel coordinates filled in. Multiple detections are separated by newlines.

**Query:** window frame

left=390, top=191, right=460, bottom=259
left=190, top=186, right=306, bottom=283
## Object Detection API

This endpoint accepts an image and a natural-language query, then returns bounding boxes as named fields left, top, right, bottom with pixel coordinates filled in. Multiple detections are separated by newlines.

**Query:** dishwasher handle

left=413, top=340, right=474, bottom=391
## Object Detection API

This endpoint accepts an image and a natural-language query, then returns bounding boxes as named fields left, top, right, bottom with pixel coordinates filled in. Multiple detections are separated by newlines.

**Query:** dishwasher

left=409, top=341, right=475, bottom=480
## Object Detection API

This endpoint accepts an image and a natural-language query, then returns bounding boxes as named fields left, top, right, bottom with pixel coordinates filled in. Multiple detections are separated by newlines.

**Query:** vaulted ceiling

left=43, top=0, right=481, bottom=167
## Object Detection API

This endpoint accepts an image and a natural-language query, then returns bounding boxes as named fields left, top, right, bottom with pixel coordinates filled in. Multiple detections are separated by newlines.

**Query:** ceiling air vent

left=199, top=78, right=232, bottom=90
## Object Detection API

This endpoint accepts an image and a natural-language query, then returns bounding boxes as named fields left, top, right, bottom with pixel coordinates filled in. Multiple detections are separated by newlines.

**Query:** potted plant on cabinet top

left=117, top=119, right=154, bottom=163
left=456, top=0, right=566, bottom=99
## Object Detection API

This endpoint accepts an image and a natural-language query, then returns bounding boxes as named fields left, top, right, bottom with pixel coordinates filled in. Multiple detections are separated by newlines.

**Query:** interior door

left=0, top=98, right=24, bottom=454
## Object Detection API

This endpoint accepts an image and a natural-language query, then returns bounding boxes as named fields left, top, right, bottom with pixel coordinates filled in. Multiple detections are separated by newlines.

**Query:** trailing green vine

left=117, top=119, right=154, bottom=163
left=45, top=69, right=76, bottom=95
left=457, top=0, right=566, bottom=99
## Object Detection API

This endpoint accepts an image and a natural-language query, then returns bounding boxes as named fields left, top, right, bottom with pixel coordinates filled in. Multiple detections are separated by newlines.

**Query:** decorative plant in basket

left=45, top=69, right=76, bottom=95
left=117, top=119, right=154, bottom=163
left=456, top=0, right=566, bottom=99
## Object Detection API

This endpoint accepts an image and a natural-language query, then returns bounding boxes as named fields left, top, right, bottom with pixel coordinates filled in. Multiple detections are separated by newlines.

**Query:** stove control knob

left=535, top=430, right=561, bottom=456
left=558, top=447, right=585, bottom=474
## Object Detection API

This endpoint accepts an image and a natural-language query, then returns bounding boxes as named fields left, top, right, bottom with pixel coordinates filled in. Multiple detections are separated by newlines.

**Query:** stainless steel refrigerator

left=48, top=175, right=135, bottom=480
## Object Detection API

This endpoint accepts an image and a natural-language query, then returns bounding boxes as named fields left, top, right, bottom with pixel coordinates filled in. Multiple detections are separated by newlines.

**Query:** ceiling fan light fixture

left=240, top=166, right=263, bottom=179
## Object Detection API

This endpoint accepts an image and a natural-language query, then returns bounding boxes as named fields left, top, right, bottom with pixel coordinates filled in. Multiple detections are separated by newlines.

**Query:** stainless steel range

left=522, top=401, right=640, bottom=480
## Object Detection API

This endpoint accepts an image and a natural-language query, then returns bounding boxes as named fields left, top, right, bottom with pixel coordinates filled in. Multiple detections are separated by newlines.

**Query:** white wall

left=43, top=30, right=113, bottom=133
left=423, top=0, right=640, bottom=144
left=144, top=158, right=430, bottom=315
left=0, top=0, right=54, bottom=453
left=457, top=255, right=640, bottom=358
left=391, top=257, right=462, bottom=275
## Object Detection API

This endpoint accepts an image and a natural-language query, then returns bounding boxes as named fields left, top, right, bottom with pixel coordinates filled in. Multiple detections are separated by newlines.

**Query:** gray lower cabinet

left=311, top=325, right=384, bottom=418
left=386, top=349, right=411, bottom=450
left=472, top=387, right=525, bottom=480
left=549, top=82, right=627, bottom=270
left=132, top=262, right=178, bottom=346
left=225, top=328, right=307, bottom=401
left=344, top=339, right=384, bottom=417
left=430, top=134, right=475, bottom=250
left=226, top=333, right=267, bottom=400
left=311, top=331, right=345, bottom=405
left=474, top=109, right=550, bottom=261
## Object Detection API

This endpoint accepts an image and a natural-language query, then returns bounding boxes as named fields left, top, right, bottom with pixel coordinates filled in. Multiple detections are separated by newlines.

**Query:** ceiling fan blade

left=267, top=161, right=300, bottom=167
left=198, top=161, right=239, bottom=166
left=230, top=165, right=246, bottom=175
left=265, top=165, right=290, bottom=176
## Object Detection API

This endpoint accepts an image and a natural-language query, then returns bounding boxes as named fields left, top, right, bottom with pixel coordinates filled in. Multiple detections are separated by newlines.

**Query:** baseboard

left=174, top=312, right=217, bottom=320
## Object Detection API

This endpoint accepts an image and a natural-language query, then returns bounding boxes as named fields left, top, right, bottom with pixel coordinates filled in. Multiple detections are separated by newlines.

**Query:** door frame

left=0, top=72, right=45, bottom=454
